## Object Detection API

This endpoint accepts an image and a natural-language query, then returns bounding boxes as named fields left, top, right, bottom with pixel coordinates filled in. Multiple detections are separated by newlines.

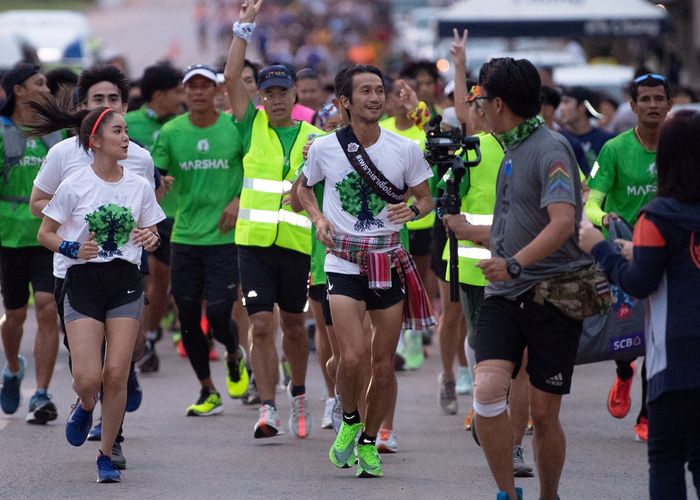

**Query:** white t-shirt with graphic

left=34, top=136, right=156, bottom=278
left=42, top=166, right=165, bottom=271
left=303, top=128, right=432, bottom=275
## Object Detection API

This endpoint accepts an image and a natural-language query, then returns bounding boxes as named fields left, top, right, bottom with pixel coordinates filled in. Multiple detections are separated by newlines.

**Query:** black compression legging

left=176, top=297, right=238, bottom=381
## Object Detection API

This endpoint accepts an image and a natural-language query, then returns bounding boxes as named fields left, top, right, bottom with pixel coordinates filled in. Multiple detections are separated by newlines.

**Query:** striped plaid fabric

left=330, top=233, right=437, bottom=330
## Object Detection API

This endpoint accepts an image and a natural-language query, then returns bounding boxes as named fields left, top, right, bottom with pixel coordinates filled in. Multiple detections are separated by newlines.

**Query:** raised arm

left=450, top=29, right=469, bottom=130
left=223, top=0, right=263, bottom=121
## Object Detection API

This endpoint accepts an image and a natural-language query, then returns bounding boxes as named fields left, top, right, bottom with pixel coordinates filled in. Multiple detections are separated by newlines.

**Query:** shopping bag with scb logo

left=576, top=219, right=646, bottom=365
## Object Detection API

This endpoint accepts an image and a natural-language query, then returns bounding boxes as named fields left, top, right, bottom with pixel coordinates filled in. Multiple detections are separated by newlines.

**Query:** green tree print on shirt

left=84, top=203, right=135, bottom=257
left=335, top=171, right=385, bottom=231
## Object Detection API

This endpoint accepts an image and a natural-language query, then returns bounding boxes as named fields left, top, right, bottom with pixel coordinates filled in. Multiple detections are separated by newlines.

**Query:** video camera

left=424, top=115, right=482, bottom=302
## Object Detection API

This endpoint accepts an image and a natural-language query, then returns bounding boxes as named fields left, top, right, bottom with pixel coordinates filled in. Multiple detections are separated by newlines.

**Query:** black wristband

left=409, top=204, right=420, bottom=220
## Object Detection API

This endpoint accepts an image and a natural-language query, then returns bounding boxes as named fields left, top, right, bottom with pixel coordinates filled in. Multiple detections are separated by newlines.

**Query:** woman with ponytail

left=33, top=103, right=165, bottom=483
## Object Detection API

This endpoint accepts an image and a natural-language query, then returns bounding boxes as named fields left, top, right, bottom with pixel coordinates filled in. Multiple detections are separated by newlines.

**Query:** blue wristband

left=59, top=240, right=81, bottom=259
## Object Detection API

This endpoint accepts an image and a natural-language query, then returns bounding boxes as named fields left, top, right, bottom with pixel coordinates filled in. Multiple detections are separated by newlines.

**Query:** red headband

left=88, top=108, right=114, bottom=148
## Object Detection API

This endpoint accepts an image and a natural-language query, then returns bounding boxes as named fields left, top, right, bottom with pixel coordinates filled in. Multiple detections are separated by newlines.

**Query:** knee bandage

left=473, top=364, right=512, bottom=417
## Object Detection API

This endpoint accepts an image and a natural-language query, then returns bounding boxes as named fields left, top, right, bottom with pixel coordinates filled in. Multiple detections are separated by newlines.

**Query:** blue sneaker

left=496, top=487, right=523, bottom=500
left=66, top=398, right=93, bottom=446
left=126, top=366, right=142, bottom=412
left=1, top=355, right=26, bottom=414
left=26, top=391, right=58, bottom=424
left=96, top=451, right=121, bottom=483
left=87, top=418, right=102, bottom=441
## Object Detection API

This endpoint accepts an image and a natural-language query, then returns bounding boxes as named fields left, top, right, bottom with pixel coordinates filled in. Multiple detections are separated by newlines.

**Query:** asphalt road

left=0, top=302, right=659, bottom=499
left=0, top=4, right=669, bottom=498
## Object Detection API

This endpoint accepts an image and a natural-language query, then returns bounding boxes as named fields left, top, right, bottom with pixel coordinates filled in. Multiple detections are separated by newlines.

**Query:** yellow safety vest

left=235, top=111, right=320, bottom=254
left=378, top=116, right=436, bottom=231
left=442, top=132, right=503, bottom=286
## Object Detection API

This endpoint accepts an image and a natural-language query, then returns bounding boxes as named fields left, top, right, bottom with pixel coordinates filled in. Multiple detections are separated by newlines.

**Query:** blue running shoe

left=87, top=417, right=102, bottom=441
left=66, top=398, right=93, bottom=447
left=26, top=391, right=58, bottom=424
left=496, top=487, right=523, bottom=500
left=1, top=355, right=26, bottom=414
left=126, top=366, right=142, bottom=412
left=96, top=451, right=122, bottom=483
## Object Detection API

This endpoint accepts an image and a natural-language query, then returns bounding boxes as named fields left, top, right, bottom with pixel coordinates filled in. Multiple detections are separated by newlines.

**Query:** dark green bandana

left=499, top=115, right=544, bottom=149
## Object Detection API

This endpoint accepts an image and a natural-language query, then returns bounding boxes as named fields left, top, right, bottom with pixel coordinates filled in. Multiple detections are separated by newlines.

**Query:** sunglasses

left=633, top=73, right=667, bottom=84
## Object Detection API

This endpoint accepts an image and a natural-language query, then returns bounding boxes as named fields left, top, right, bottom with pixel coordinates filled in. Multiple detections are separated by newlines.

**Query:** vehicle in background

left=0, top=10, right=94, bottom=69
left=0, top=30, right=39, bottom=71
left=553, top=64, right=634, bottom=103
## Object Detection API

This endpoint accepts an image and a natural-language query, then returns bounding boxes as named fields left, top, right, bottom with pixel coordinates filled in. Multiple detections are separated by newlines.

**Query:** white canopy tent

left=436, top=0, right=667, bottom=38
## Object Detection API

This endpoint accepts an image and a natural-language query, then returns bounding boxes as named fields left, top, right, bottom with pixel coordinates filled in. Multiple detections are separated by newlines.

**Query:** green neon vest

left=442, top=132, right=503, bottom=286
left=235, top=111, right=320, bottom=254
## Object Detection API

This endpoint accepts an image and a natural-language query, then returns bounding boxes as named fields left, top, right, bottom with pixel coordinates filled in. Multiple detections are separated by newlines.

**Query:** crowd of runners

left=1, top=0, right=699, bottom=498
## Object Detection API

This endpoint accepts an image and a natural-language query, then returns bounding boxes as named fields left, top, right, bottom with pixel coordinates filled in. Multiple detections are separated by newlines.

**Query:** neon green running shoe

left=186, top=389, right=223, bottom=416
left=226, top=347, right=249, bottom=399
left=356, top=443, right=383, bottom=478
left=329, top=421, right=362, bottom=468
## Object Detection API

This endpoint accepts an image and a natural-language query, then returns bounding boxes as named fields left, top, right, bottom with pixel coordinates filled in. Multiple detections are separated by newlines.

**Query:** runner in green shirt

left=0, top=64, right=63, bottom=424
left=125, top=61, right=184, bottom=373
left=584, top=73, right=673, bottom=443
left=151, top=64, right=248, bottom=417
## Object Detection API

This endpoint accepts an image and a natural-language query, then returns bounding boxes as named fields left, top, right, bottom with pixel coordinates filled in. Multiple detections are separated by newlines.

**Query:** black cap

left=0, top=64, right=41, bottom=117
left=258, top=65, right=294, bottom=91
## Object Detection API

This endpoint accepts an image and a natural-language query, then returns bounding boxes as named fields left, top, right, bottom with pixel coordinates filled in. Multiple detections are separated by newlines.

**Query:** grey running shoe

left=322, top=397, right=334, bottom=429
left=512, top=445, right=534, bottom=477
left=111, top=441, right=126, bottom=470
left=287, top=383, right=311, bottom=438
left=438, top=373, right=458, bottom=415
left=26, top=391, right=58, bottom=424
left=242, top=377, right=261, bottom=405
left=331, top=393, right=343, bottom=434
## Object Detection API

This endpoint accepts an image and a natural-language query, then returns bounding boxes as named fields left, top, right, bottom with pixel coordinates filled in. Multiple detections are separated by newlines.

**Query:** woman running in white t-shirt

left=31, top=102, right=165, bottom=483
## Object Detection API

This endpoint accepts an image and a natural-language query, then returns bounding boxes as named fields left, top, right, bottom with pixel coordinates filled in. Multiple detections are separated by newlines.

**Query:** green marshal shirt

left=152, top=112, right=243, bottom=245
left=125, top=106, right=178, bottom=217
left=587, top=129, right=657, bottom=226
left=0, top=130, right=64, bottom=247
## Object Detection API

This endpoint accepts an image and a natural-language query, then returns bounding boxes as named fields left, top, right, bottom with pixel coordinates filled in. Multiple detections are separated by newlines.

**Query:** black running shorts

left=238, top=245, right=310, bottom=315
left=0, top=246, right=55, bottom=309
left=476, top=292, right=582, bottom=395
left=326, top=269, right=405, bottom=311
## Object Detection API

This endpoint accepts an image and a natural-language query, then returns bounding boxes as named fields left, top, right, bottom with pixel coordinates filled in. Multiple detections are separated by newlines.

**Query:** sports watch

left=505, top=257, right=522, bottom=278
left=409, top=204, right=421, bottom=220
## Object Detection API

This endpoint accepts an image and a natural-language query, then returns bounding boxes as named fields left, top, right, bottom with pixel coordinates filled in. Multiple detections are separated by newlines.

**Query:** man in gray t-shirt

left=444, top=57, right=587, bottom=500
left=488, top=125, right=591, bottom=299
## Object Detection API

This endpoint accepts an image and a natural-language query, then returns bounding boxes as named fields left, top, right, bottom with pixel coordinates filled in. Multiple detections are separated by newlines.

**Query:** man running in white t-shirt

left=297, top=64, right=435, bottom=478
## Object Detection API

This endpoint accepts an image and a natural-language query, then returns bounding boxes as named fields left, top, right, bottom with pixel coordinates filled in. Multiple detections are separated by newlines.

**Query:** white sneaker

left=376, top=427, right=398, bottom=453
left=456, top=366, right=473, bottom=395
left=287, top=383, right=311, bottom=438
left=322, top=397, right=335, bottom=429
left=253, top=403, right=282, bottom=438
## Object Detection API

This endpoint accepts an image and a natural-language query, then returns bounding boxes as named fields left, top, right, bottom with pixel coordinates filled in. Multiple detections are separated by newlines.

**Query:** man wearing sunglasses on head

left=585, top=72, right=673, bottom=443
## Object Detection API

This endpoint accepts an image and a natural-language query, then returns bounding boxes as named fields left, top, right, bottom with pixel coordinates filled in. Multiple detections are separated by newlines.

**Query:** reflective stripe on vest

left=242, top=177, right=294, bottom=194
left=457, top=246, right=491, bottom=260
left=238, top=207, right=312, bottom=229
left=461, top=212, right=493, bottom=225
